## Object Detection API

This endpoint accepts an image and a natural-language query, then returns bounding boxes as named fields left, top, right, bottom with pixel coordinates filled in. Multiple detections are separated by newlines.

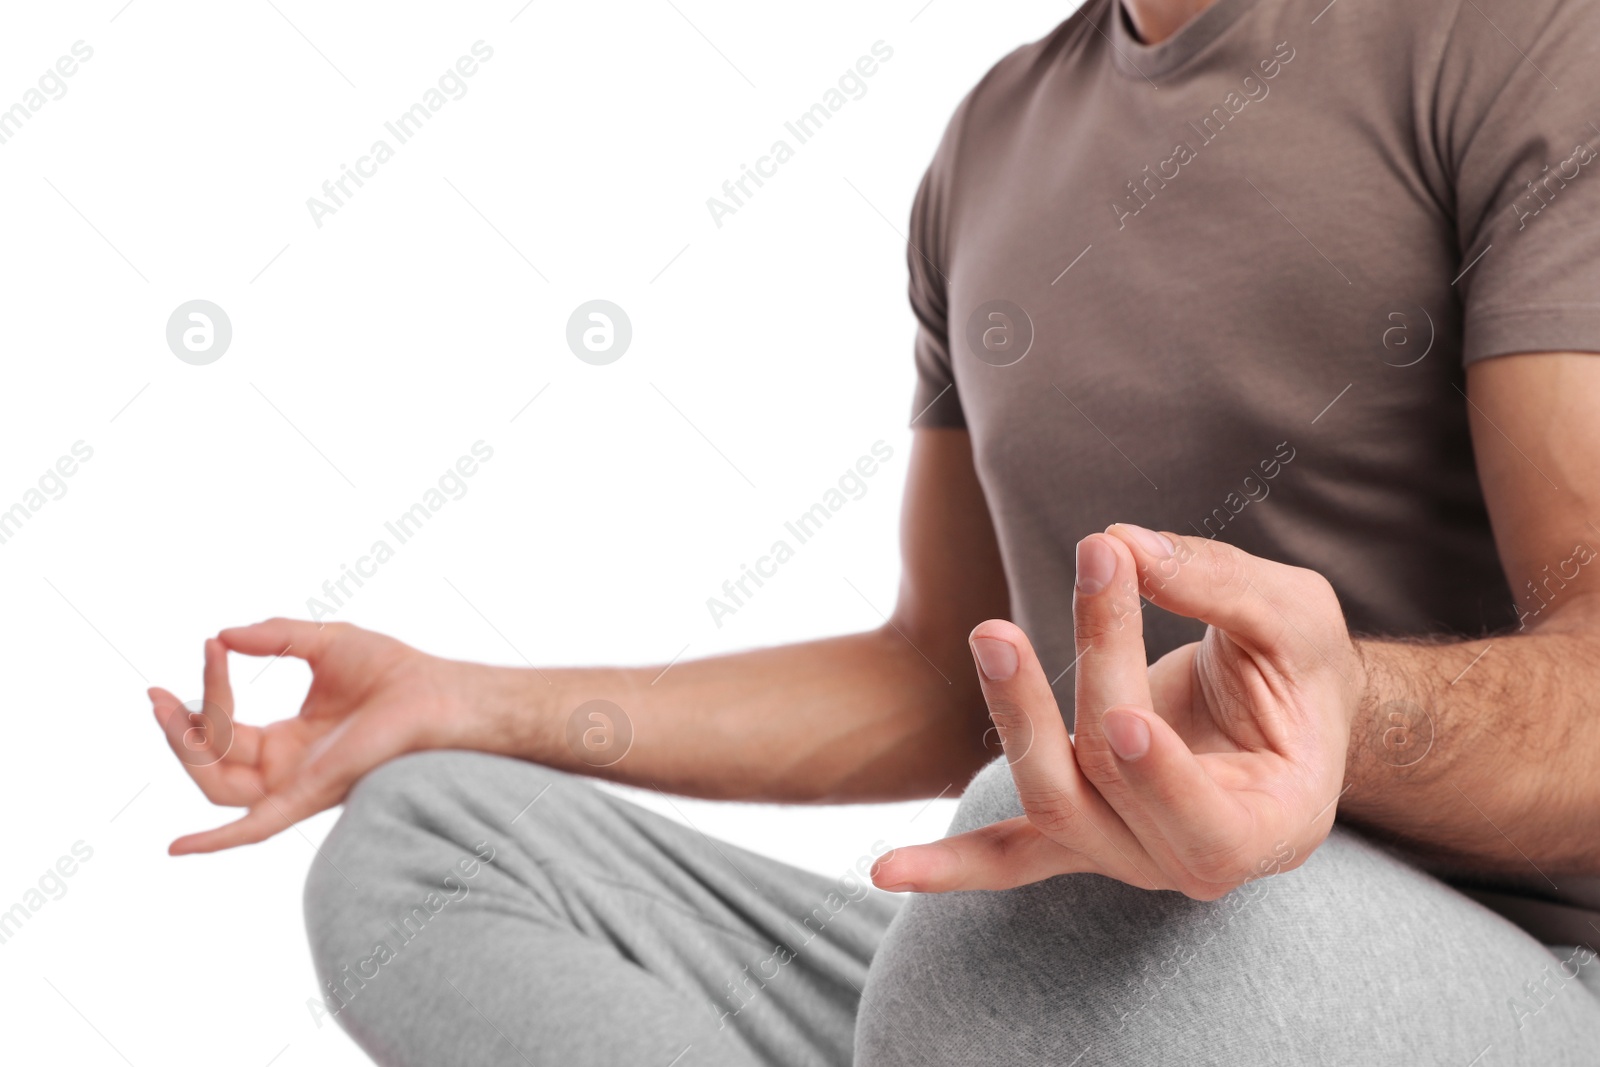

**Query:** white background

left=0, top=1, right=1076, bottom=1063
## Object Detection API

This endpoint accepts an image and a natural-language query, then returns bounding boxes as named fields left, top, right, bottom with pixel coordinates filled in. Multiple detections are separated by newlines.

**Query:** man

left=150, top=0, right=1600, bottom=1062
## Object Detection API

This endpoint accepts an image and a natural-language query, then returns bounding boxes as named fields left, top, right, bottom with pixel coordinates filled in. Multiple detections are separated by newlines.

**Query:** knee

left=858, top=828, right=1456, bottom=1065
left=302, top=752, right=568, bottom=974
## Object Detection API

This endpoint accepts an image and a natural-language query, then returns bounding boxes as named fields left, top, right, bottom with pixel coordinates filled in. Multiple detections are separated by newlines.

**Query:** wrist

left=1348, top=638, right=1376, bottom=737
left=394, top=654, right=474, bottom=752
left=425, top=657, right=623, bottom=771
left=423, top=658, right=543, bottom=755
left=412, top=652, right=652, bottom=774
left=1344, top=639, right=1394, bottom=780
left=1341, top=639, right=1444, bottom=809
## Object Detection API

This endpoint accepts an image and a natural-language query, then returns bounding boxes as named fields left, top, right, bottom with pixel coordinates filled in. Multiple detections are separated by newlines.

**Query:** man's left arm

left=1341, top=351, right=1600, bottom=880
left=871, top=352, right=1600, bottom=900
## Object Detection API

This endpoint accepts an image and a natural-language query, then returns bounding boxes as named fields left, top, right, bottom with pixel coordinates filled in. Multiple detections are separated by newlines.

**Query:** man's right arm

left=153, top=428, right=1010, bottom=853
left=443, top=427, right=1010, bottom=804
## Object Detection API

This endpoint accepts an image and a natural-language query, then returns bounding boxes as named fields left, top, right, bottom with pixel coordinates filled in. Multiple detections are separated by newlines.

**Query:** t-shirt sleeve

left=1439, top=0, right=1600, bottom=364
left=907, top=93, right=973, bottom=429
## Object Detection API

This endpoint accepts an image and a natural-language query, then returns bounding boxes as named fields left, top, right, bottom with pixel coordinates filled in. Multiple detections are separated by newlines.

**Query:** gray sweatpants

left=304, top=751, right=1600, bottom=1065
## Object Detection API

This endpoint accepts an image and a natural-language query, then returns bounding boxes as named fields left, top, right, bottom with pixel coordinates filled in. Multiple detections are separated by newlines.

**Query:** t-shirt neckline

left=1106, top=0, right=1263, bottom=80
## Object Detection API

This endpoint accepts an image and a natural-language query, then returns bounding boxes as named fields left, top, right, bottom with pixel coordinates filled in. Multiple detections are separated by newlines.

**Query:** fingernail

left=1103, top=708, right=1151, bottom=762
left=1076, top=537, right=1117, bottom=595
left=1119, top=524, right=1175, bottom=558
left=870, top=853, right=916, bottom=893
left=970, top=637, right=1018, bottom=681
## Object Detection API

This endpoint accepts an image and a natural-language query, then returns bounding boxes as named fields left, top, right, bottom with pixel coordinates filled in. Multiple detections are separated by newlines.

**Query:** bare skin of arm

left=1342, top=352, right=1600, bottom=880
left=152, top=428, right=1009, bottom=853
left=1114, top=0, right=1598, bottom=885
left=160, top=357, right=1600, bottom=888
left=875, top=353, right=1600, bottom=898
left=453, top=427, right=1008, bottom=804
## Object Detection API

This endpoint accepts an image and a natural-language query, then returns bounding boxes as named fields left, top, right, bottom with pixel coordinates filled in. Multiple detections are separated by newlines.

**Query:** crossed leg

left=305, top=751, right=1600, bottom=1067
left=304, top=750, right=897, bottom=1067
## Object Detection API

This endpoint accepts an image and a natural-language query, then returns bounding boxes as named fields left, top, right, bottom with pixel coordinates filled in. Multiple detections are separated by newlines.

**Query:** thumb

left=1105, top=524, right=1342, bottom=664
left=169, top=779, right=329, bottom=854
left=870, top=817, right=1089, bottom=893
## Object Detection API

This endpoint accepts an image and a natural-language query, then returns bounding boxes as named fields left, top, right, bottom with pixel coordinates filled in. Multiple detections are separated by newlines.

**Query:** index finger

left=217, top=617, right=333, bottom=660
left=965, top=620, right=1152, bottom=881
left=970, top=619, right=1094, bottom=810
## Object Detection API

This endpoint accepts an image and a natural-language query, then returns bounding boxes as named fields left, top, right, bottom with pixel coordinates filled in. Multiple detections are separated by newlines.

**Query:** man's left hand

left=871, top=525, right=1363, bottom=900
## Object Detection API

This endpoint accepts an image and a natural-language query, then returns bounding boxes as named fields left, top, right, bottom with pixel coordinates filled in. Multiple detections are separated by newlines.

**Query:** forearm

left=436, top=626, right=991, bottom=804
left=1341, top=606, right=1600, bottom=880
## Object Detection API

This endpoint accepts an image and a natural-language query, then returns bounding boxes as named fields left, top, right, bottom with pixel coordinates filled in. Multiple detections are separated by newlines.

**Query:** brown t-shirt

left=908, top=0, right=1600, bottom=936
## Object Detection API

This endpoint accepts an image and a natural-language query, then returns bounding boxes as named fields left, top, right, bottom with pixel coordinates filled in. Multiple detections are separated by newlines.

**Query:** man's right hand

left=148, top=431, right=1016, bottom=843
left=149, top=619, right=470, bottom=854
